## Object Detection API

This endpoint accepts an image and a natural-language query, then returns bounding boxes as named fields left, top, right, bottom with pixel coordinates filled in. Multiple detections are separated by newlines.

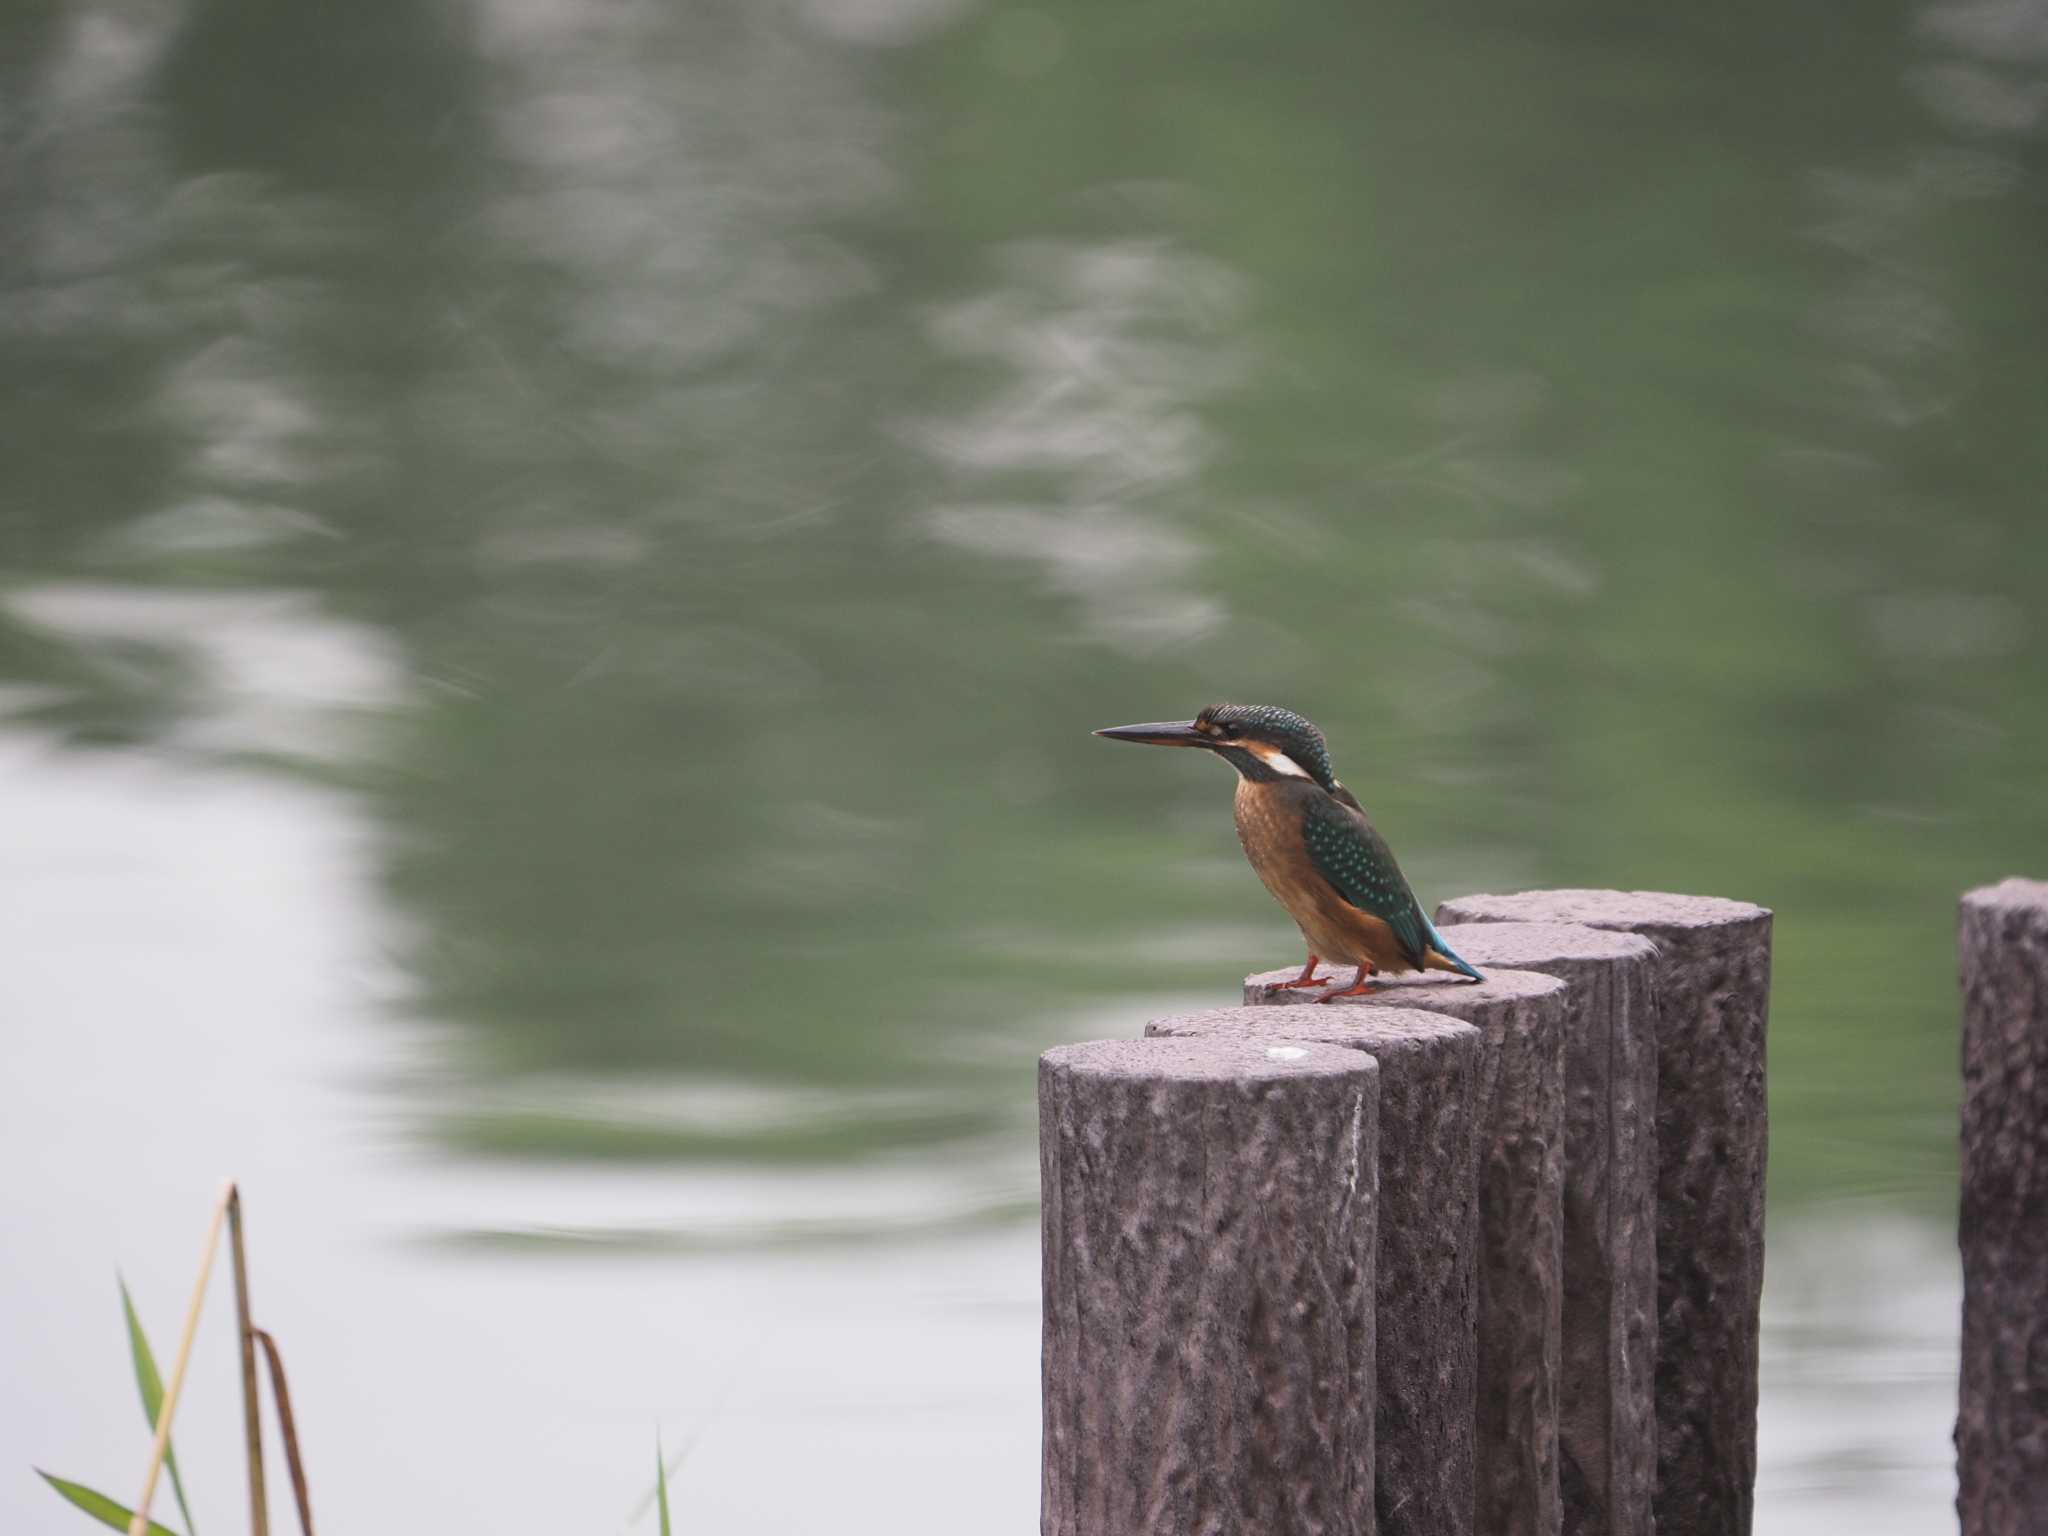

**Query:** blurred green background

left=4, top=0, right=2039, bottom=1527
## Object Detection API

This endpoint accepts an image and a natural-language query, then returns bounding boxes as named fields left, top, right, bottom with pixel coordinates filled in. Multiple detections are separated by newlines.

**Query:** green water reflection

left=6, top=0, right=2044, bottom=1214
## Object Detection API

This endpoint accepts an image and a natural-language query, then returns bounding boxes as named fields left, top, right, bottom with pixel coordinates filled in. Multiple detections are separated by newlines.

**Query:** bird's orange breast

left=1231, top=779, right=1416, bottom=973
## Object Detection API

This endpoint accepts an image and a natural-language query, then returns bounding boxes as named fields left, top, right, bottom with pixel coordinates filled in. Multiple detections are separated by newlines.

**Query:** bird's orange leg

left=1270, top=954, right=1331, bottom=990
left=1314, top=962, right=1379, bottom=1002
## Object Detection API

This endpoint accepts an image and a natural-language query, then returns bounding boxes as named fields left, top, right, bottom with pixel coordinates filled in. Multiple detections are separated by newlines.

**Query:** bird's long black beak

left=1093, top=719, right=1210, bottom=748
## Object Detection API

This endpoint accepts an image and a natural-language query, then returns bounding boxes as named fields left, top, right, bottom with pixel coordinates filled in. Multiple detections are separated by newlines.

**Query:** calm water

left=6, top=0, right=2043, bottom=1527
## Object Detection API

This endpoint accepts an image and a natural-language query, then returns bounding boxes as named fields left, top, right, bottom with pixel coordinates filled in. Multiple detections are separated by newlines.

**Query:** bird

left=1094, top=703, right=1482, bottom=999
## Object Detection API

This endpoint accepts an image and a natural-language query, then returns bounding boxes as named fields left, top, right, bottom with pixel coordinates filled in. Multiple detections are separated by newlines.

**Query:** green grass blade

left=655, top=1433, right=672, bottom=1536
left=121, top=1277, right=200, bottom=1536
left=36, top=1470, right=185, bottom=1536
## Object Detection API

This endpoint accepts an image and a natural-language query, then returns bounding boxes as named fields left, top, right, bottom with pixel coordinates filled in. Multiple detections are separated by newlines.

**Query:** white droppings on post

left=1266, top=1045, right=1308, bottom=1061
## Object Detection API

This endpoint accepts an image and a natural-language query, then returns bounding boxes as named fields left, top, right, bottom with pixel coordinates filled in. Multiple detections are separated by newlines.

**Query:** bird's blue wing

left=1299, top=791, right=1432, bottom=967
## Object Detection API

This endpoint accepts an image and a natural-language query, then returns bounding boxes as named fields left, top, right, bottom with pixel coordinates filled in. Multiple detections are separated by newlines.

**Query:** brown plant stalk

left=255, top=1330, right=315, bottom=1536
left=227, top=1188, right=269, bottom=1536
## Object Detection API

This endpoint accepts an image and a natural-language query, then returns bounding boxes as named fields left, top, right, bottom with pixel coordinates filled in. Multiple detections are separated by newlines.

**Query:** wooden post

left=1958, top=877, right=2048, bottom=1536
left=1435, top=890, right=1770, bottom=1536
left=1146, top=1006, right=1480, bottom=1536
left=1243, top=968, right=1569, bottom=1536
left=1040, top=1037, right=1381, bottom=1536
left=1430, top=922, right=1660, bottom=1536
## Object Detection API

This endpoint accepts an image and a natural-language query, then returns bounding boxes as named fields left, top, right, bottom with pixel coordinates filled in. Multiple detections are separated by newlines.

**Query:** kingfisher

left=1094, top=703, right=1483, bottom=999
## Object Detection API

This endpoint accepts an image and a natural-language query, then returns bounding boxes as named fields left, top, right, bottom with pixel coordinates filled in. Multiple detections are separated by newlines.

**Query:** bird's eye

left=1222, top=723, right=1240, bottom=738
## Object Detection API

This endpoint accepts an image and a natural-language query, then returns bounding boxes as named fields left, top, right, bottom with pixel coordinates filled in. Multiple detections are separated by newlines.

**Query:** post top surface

left=1437, top=888, right=1771, bottom=930
left=1041, top=1035, right=1378, bottom=1082
left=1247, top=965, right=1565, bottom=1013
left=1432, top=919, right=1660, bottom=966
left=1962, top=877, right=2048, bottom=914
left=1148, top=1005, right=1479, bottom=1051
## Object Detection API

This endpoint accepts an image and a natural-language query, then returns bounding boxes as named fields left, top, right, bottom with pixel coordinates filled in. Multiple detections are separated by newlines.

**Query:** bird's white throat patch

left=1245, top=742, right=1312, bottom=779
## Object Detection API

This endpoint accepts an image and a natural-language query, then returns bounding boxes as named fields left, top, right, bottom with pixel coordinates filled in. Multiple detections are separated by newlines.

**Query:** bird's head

left=1094, top=703, right=1337, bottom=789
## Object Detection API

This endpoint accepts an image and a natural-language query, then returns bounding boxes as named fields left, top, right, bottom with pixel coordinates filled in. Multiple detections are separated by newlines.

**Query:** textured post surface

left=1958, top=878, right=2048, bottom=1536
left=1431, top=922, right=1659, bottom=1536
left=1146, top=1006, right=1480, bottom=1536
left=1040, top=1037, right=1380, bottom=1536
left=1244, top=968, right=1568, bottom=1536
left=1436, top=889, right=1770, bottom=1536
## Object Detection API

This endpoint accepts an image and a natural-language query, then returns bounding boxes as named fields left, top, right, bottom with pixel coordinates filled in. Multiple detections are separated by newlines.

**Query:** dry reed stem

left=255, top=1330, right=315, bottom=1536
left=227, top=1189, right=269, bottom=1536
left=129, top=1179, right=235, bottom=1536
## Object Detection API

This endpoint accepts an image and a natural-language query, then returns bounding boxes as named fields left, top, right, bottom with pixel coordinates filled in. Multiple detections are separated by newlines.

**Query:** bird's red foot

left=1314, top=964, right=1379, bottom=1002
left=1270, top=956, right=1334, bottom=990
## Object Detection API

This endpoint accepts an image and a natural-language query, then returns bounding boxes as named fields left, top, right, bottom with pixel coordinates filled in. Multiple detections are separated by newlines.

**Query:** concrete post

left=1429, top=921, right=1660, bottom=1536
left=1243, top=968, right=1569, bottom=1536
left=1435, top=890, right=1770, bottom=1536
left=1040, top=1036, right=1381, bottom=1536
left=1146, top=1006, right=1481, bottom=1536
left=1958, top=877, right=2048, bottom=1536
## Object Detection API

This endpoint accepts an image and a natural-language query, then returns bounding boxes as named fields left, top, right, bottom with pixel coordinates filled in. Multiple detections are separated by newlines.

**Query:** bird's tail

left=1421, top=919, right=1485, bottom=983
